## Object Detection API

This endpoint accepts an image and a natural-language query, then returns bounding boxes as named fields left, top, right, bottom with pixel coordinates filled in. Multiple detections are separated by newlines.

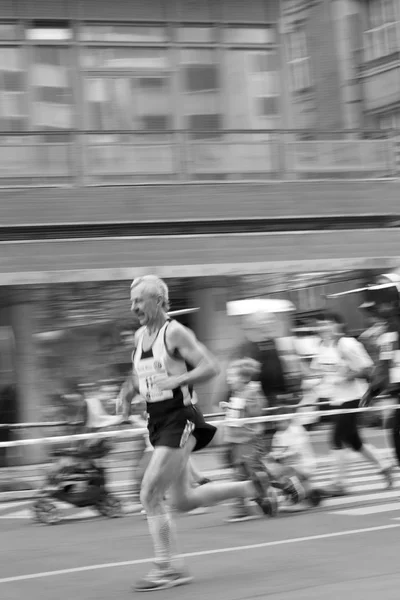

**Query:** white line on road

left=324, top=490, right=400, bottom=507
left=330, top=502, right=400, bottom=516
left=0, top=524, right=399, bottom=585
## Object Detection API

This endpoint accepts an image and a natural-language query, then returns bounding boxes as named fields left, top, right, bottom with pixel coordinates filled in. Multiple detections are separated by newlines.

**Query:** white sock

left=147, top=512, right=182, bottom=570
left=332, top=449, right=347, bottom=487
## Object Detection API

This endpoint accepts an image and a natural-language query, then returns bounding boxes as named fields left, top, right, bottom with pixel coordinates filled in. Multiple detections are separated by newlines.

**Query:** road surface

left=1, top=428, right=400, bottom=600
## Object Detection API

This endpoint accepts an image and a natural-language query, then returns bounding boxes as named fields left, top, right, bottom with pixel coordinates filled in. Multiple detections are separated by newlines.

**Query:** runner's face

left=130, top=283, right=159, bottom=326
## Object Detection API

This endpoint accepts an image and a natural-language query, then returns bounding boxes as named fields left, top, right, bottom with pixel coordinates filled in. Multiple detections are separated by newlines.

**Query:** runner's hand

left=152, top=374, right=182, bottom=391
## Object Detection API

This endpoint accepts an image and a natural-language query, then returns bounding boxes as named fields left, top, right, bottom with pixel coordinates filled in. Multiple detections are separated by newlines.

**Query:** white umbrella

left=226, top=298, right=295, bottom=316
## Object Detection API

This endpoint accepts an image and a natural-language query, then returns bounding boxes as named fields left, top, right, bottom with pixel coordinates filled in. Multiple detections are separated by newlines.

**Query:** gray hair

left=130, top=275, right=170, bottom=311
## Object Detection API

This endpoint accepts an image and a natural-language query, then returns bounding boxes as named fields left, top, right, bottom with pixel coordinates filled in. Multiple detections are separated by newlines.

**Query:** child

left=221, top=358, right=277, bottom=521
left=267, top=405, right=320, bottom=506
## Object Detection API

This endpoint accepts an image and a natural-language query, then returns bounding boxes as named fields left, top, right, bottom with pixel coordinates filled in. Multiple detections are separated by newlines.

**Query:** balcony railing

left=0, top=130, right=398, bottom=187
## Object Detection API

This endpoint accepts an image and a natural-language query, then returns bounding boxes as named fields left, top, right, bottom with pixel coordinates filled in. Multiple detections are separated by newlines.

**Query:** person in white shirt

left=267, top=405, right=319, bottom=505
left=309, top=311, right=392, bottom=496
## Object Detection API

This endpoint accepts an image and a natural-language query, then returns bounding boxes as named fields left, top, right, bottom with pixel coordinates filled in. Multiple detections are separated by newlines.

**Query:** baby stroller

left=262, top=455, right=323, bottom=509
left=32, top=438, right=122, bottom=525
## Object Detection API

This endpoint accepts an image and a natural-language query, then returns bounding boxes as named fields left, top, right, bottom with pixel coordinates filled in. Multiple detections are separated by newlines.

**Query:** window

left=367, top=0, right=397, bottom=28
left=378, top=112, right=400, bottom=129
left=223, top=26, right=280, bottom=130
left=287, top=27, right=313, bottom=92
left=0, top=22, right=19, bottom=40
left=223, top=27, right=276, bottom=45
left=29, top=46, right=73, bottom=130
left=178, top=26, right=215, bottom=44
left=225, top=50, right=279, bottom=128
left=80, top=25, right=168, bottom=43
left=0, top=47, right=26, bottom=131
left=26, top=21, right=72, bottom=41
left=82, top=47, right=169, bottom=70
left=365, top=0, right=399, bottom=60
left=180, top=49, right=222, bottom=138
left=82, top=48, right=172, bottom=131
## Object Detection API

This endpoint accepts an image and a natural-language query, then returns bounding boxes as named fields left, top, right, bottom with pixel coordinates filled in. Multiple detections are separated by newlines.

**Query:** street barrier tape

left=0, top=402, right=397, bottom=448
left=0, top=398, right=392, bottom=431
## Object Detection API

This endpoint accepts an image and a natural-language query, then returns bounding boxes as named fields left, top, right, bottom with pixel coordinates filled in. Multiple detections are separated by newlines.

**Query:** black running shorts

left=147, top=397, right=217, bottom=452
left=332, top=398, right=363, bottom=452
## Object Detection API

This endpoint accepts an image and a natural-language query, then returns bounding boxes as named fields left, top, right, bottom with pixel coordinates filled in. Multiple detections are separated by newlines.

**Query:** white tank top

left=311, top=339, right=368, bottom=404
left=133, top=320, right=191, bottom=404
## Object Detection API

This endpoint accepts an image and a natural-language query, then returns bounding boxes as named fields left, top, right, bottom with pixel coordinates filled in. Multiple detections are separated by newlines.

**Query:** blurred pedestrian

left=267, top=405, right=318, bottom=505
left=309, top=312, right=392, bottom=496
left=360, top=293, right=400, bottom=466
left=214, top=311, right=291, bottom=462
left=0, top=384, right=17, bottom=468
left=220, top=357, right=276, bottom=521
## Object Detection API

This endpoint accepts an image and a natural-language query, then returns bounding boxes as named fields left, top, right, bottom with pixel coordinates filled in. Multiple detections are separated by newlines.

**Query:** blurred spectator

left=359, top=302, right=387, bottom=365
left=309, top=311, right=392, bottom=495
left=220, top=358, right=265, bottom=521
left=233, top=312, right=288, bottom=404
left=267, top=405, right=317, bottom=503
left=0, top=384, right=17, bottom=467
left=358, top=302, right=388, bottom=427
left=214, top=311, right=299, bottom=458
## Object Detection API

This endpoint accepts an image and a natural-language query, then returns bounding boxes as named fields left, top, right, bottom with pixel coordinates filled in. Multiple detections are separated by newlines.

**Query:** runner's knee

left=140, top=476, right=165, bottom=510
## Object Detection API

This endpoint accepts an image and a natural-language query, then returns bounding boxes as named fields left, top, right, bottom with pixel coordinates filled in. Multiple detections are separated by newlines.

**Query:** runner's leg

left=169, top=436, right=257, bottom=513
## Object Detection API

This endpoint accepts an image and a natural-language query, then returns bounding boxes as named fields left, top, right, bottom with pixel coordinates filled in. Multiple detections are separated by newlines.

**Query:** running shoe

left=381, top=466, right=394, bottom=489
left=240, top=462, right=277, bottom=517
left=307, top=487, right=323, bottom=507
left=188, top=506, right=209, bottom=515
left=282, top=476, right=306, bottom=504
left=134, top=566, right=193, bottom=592
left=226, top=505, right=254, bottom=522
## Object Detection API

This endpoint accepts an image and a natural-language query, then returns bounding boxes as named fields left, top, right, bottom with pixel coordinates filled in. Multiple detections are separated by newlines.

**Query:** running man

left=129, top=275, right=273, bottom=591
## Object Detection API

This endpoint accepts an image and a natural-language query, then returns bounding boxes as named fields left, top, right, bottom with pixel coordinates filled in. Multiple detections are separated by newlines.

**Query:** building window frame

left=364, top=0, right=400, bottom=62
left=220, top=22, right=280, bottom=130
left=286, top=24, right=313, bottom=93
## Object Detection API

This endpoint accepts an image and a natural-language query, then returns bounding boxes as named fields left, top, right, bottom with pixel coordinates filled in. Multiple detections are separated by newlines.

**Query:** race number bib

left=136, top=357, right=173, bottom=403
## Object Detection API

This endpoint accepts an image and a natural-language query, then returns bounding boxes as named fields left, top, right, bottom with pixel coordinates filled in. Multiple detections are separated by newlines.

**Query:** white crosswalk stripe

left=313, top=454, right=400, bottom=516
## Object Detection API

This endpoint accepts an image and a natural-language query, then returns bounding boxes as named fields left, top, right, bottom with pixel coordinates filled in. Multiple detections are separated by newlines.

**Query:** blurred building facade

left=282, top=0, right=400, bottom=132
left=0, top=1, right=398, bottom=136
left=0, top=0, right=400, bottom=452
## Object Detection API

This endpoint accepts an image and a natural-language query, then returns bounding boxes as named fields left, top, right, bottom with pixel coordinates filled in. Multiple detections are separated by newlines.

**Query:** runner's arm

left=168, top=322, right=220, bottom=387
left=364, top=359, right=390, bottom=398
left=119, top=332, right=141, bottom=417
